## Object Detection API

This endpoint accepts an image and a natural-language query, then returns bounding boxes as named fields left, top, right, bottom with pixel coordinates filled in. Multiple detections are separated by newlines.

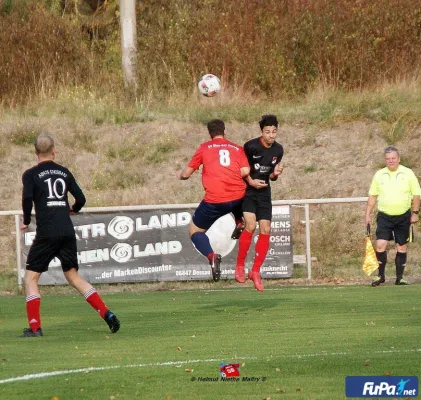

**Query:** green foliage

left=145, top=138, right=179, bottom=164
left=0, top=1, right=90, bottom=105
left=1, top=0, right=421, bottom=105
left=8, top=125, right=40, bottom=146
left=63, top=131, right=97, bottom=153
left=92, top=167, right=144, bottom=190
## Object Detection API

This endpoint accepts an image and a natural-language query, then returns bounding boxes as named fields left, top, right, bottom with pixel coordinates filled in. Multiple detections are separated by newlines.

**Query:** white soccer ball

left=198, top=74, right=221, bottom=97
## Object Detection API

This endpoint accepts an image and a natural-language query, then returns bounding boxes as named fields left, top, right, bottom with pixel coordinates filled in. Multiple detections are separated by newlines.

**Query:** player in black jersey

left=234, top=115, right=284, bottom=291
left=20, top=134, right=120, bottom=337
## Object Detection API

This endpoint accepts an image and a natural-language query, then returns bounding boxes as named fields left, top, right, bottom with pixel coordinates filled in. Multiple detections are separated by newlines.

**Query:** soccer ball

left=198, top=74, right=221, bottom=97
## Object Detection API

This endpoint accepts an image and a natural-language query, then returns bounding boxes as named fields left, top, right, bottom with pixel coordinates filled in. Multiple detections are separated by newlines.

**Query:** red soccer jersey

left=188, top=137, right=249, bottom=203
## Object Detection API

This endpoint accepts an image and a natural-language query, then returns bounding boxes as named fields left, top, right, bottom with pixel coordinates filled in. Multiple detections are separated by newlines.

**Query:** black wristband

left=412, top=210, right=419, bottom=215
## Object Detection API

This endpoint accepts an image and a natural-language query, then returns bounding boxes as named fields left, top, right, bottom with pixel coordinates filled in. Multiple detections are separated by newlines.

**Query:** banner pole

left=15, top=214, right=23, bottom=291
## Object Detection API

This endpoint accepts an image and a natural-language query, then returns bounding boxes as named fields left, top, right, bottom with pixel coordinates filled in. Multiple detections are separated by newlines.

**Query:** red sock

left=236, top=229, right=253, bottom=267
left=252, top=233, right=270, bottom=273
left=26, top=295, right=41, bottom=332
left=84, top=288, right=108, bottom=318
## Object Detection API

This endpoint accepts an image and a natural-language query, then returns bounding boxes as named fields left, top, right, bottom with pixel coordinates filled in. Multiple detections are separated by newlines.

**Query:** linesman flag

left=363, top=224, right=378, bottom=276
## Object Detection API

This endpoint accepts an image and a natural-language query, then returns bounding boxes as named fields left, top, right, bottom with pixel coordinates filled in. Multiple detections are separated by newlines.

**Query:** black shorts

left=242, top=190, right=272, bottom=221
left=26, top=236, right=79, bottom=273
left=376, top=210, right=411, bottom=245
left=192, top=199, right=243, bottom=230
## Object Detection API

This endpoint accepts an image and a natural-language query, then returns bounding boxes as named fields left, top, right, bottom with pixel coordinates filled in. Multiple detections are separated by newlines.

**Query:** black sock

left=395, top=252, right=407, bottom=281
left=375, top=251, right=387, bottom=278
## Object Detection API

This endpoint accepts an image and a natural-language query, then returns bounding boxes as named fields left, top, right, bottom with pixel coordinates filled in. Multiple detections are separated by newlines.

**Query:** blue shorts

left=192, top=199, right=243, bottom=230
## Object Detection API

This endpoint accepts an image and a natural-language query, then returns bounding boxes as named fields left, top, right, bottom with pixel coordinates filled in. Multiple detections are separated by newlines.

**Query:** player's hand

left=20, top=224, right=28, bottom=231
left=410, top=213, right=419, bottom=224
left=250, top=179, right=268, bottom=189
left=273, top=164, right=284, bottom=177
left=69, top=206, right=77, bottom=216
left=365, top=216, right=371, bottom=227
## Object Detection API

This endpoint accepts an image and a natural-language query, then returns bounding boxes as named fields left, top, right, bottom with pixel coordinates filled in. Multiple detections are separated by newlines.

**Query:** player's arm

left=270, top=163, right=283, bottom=181
left=411, top=195, right=420, bottom=224
left=365, top=195, right=377, bottom=227
left=240, top=166, right=250, bottom=178
left=178, top=146, right=202, bottom=180
left=21, top=172, right=34, bottom=230
left=242, top=142, right=267, bottom=189
left=68, top=173, right=86, bottom=213
left=178, top=166, right=196, bottom=180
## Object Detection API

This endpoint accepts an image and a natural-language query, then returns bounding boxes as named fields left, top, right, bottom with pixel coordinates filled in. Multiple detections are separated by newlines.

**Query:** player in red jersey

left=178, top=119, right=250, bottom=281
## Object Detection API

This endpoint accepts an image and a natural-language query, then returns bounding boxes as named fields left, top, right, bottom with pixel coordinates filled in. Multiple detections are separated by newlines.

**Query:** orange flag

left=363, top=236, right=378, bottom=276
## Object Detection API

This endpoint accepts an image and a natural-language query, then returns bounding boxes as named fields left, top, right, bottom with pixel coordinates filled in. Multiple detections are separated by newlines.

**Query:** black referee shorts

left=242, top=190, right=272, bottom=221
left=376, top=210, right=411, bottom=245
left=26, top=236, right=79, bottom=273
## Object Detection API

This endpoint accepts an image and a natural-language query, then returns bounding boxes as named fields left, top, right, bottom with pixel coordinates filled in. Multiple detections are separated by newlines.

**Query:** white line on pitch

left=1, top=348, right=420, bottom=385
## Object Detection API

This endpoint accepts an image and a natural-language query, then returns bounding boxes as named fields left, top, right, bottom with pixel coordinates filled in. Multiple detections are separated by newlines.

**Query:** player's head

left=34, top=134, right=55, bottom=159
left=207, top=119, right=225, bottom=138
left=384, top=145, right=400, bottom=171
left=259, top=114, right=278, bottom=147
left=259, top=114, right=278, bottom=131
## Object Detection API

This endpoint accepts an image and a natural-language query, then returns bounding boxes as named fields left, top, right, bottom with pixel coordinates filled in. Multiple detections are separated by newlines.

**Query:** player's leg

left=22, top=270, right=43, bottom=337
left=235, top=194, right=258, bottom=282
left=247, top=219, right=271, bottom=292
left=247, top=196, right=272, bottom=291
left=21, top=237, right=55, bottom=337
left=190, top=200, right=224, bottom=281
left=372, top=212, right=393, bottom=286
left=394, top=211, right=411, bottom=285
left=235, top=211, right=256, bottom=282
left=60, top=237, right=120, bottom=333
left=231, top=199, right=245, bottom=240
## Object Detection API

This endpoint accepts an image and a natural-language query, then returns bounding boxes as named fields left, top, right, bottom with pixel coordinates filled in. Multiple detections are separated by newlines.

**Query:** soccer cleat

left=234, top=266, right=246, bottom=283
left=231, top=223, right=245, bottom=240
left=20, top=327, right=43, bottom=337
left=104, top=310, right=120, bottom=333
left=395, top=278, right=409, bottom=285
left=371, top=276, right=385, bottom=287
left=210, top=254, right=222, bottom=282
left=248, top=270, right=264, bottom=292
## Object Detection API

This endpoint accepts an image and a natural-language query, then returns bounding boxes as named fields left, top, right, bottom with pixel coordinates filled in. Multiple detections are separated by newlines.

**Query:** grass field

left=1, top=284, right=420, bottom=400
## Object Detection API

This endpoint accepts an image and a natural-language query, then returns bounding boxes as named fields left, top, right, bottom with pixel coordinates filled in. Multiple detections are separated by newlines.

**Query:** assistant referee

left=365, top=146, right=420, bottom=286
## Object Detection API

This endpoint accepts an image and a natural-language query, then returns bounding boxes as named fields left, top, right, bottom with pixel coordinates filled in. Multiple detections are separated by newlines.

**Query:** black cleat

left=395, top=278, right=409, bottom=285
left=104, top=310, right=120, bottom=333
left=371, top=276, right=385, bottom=287
left=231, top=223, right=244, bottom=240
left=20, top=327, right=43, bottom=337
left=210, top=254, right=222, bottom=282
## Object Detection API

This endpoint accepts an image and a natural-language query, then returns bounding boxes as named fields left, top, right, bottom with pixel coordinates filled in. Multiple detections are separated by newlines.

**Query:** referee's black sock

left=375, top=251, right=387, bottom=278
left=395, top=251, right=407, bottom=281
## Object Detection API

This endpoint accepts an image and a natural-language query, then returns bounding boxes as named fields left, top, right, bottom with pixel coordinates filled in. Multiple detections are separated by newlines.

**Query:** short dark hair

left=207, top=119, right=225, bottom=138
left=259, top=114, right=278, bottom=130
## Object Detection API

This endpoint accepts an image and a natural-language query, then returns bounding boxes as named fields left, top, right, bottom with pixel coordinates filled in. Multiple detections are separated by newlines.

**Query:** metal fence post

left=14, top=214, right=23, bottom=290
left=304, top=203, right=312, bottom=280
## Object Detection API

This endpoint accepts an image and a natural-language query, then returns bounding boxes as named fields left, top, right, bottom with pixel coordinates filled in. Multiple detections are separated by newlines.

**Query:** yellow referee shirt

left=369, top=165, right=421, bottom=215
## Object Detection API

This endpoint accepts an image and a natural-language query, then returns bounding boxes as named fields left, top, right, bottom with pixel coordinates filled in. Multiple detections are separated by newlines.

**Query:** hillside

left=1, top=113, right=420, bottom=291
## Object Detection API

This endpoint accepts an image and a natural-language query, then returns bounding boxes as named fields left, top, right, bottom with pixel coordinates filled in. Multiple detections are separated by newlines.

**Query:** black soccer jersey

left=22, top=161, right=86, bottom=238
left=244, top=137, right=284, bottom=193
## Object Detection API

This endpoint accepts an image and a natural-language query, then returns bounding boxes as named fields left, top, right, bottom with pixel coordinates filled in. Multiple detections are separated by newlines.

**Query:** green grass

left=1, top=285, right=420, bottom=399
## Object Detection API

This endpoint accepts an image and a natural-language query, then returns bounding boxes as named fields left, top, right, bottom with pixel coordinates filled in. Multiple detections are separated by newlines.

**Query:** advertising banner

left=20, top=205, right=293, bottom=285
